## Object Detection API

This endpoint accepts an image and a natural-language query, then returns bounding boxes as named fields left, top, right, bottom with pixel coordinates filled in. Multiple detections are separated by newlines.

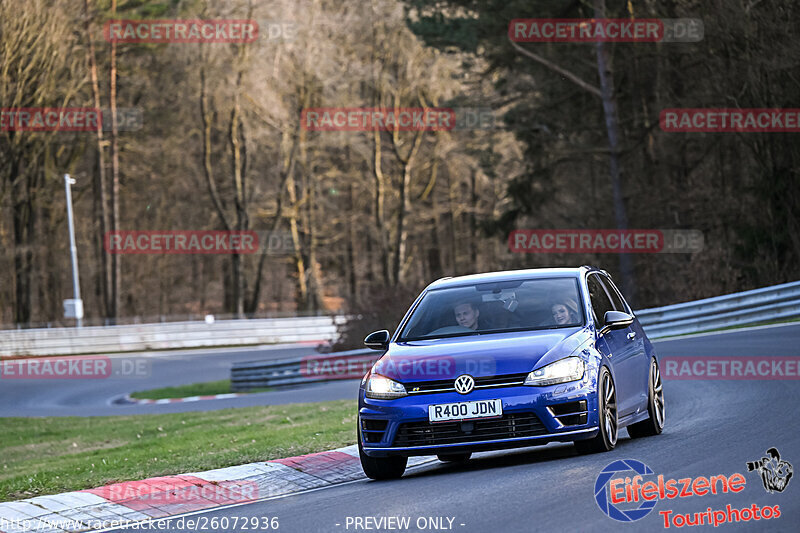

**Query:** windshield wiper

left=400, top=331, right=484, bottom=342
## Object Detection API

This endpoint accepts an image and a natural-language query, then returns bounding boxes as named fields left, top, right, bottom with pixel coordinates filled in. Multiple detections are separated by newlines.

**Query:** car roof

left=427, top=266, right=603, bottom=290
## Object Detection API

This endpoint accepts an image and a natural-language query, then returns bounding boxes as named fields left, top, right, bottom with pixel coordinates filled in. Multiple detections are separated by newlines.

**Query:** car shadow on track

left=399, top=436, right=642, bottom=481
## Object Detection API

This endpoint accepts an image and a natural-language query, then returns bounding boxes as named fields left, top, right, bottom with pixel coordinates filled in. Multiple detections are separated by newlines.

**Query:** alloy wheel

left=603, top=372, right=618, bottom=446
left=652, top=362, right=665, bottom=429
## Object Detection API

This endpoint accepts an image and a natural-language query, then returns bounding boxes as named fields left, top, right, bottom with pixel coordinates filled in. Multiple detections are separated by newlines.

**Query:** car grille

left=393, top=412, right=547, bottom=447
left=405, top=372, right=529, bottom=395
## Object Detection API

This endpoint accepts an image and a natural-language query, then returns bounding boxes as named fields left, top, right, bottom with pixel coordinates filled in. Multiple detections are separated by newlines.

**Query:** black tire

left=358, top=429, right=407, bottom=480
left=627, top=358, right=665, bottom=438
left=437, top=453, right=472, bottom=463
left=575, top=367, right=617, bottom=454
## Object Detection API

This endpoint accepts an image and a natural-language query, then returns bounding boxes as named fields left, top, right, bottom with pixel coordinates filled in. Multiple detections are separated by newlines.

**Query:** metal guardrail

left=230, top=281, right=800, bottom=390
left=636, top=280, right=800, bottom=338
left=0, top=316, right=345, bottom=357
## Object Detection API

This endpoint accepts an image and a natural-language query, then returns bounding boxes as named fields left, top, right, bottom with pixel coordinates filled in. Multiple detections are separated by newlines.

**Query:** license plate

left=428, top=399, right=503, bottom=423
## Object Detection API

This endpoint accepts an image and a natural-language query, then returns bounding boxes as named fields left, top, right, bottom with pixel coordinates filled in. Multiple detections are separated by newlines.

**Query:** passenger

left=551, top=299, right=580, bottom=325
left=453, top=300, right=481, bottom=330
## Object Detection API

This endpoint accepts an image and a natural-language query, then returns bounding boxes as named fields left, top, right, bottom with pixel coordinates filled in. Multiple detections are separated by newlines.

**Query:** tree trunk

left=347, top=182, right=358, bottom=304
left=369, top=0, right=391, bottom=286
left=390, top=127, right=423, bottom=286
left=11, top=159, right=34, bottom=325
left=392, top=160, right=411, bottom=286
left=297, top=123, right=323, bottom=311
left=286, top=172, right=308, bottom=308
left=228, top=91, right=246, bottom=318
left=372, top=129, right=391, bottom=285
left=446, top=168, right=458, bottom=273
left=469, top=168, right=478, bottom=268
left=594, top=0, right=635, bottom=303
left=304, top=171, right=322, bottom=311
left=82, top=0, right=111, bottom=318
left=109, top=0, right=121, bottom=321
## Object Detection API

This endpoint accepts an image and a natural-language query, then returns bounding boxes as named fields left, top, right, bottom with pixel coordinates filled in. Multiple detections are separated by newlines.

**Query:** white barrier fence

left=0, top=316, right=344, bottom=357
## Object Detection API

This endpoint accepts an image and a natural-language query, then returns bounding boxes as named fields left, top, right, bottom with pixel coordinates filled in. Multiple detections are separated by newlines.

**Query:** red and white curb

left=0, top=446, right=435, bottom=533
left=123, top=393, right=247, bottom=405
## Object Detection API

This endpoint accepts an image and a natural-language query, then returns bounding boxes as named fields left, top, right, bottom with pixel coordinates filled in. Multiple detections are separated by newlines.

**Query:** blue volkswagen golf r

left=357, top=267, right=665, bottom=479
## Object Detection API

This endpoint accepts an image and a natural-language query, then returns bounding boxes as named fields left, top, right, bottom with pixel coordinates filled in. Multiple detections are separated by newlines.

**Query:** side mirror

left=364, top=329, right=390, bottom=350
left=600, top=311, right=634, bottom=335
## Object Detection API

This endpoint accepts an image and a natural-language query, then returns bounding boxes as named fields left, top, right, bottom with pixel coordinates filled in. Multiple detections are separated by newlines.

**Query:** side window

left=600, top=275, right=630, bottom=314
left=587, top=274, right=613, bottom=326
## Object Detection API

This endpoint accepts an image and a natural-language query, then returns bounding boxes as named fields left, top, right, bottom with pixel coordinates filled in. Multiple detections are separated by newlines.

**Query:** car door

left=587, top=273, right=638, bottom=417
left=601, top=274, right=649, bottom=411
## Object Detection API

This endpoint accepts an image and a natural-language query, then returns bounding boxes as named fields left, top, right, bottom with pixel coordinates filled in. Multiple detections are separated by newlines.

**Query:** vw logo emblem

left=454, top=374, right=475, bottom=394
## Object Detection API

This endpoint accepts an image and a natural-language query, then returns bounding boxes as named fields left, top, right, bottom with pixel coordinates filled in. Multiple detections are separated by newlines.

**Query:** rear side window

left=587, top=274, right=613, bottom=326
left=600, top=275, right=630, bottom=313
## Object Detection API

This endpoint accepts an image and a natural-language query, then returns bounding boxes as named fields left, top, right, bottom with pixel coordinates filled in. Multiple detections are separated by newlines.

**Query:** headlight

left=524, top=356, right=585, bottom=386
left=365, top=374, right=407, bottom=399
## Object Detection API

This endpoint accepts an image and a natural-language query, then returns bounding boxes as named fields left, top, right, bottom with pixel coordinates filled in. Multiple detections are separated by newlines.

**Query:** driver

left=453, top=300, right=480, bottom=330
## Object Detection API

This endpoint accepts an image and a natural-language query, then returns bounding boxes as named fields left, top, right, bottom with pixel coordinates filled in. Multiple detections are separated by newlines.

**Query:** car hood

left=375, top=327, right=592, bottom=383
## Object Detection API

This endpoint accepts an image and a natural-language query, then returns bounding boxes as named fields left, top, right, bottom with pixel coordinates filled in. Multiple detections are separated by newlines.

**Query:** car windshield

left=398, top=277, right=584, bottom=341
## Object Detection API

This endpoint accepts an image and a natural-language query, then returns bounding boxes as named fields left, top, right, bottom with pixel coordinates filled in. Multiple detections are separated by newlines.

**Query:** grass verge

left=0, top=399, right=357, bottom=502
left=128, top=379, right=271, bottom=400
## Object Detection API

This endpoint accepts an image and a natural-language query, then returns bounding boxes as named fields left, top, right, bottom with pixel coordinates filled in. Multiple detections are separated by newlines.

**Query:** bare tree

left=0, top=0, right=84, bottom=324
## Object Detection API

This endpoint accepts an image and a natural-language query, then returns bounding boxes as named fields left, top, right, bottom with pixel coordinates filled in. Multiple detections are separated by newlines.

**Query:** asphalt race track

left=90, top=322, right=800, bottom=532
left=0, top=344, right=359, bottom=417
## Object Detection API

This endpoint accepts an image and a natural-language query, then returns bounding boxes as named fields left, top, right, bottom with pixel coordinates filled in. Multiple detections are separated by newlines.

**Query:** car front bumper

left=359, top=377, right=600, bottom=457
